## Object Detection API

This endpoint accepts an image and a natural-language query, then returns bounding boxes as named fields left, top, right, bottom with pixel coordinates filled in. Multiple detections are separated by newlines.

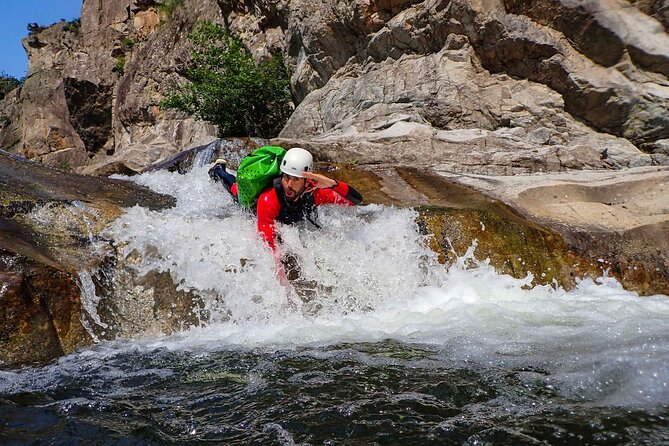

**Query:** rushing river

left=2, top=158, right=669, bottom=445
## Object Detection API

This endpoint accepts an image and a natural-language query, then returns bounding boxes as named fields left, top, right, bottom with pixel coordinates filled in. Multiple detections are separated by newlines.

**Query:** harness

left=273, top=178, right=322, bottom=229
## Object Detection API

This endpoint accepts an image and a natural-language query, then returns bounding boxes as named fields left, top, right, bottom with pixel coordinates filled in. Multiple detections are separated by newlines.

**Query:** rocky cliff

left=0, top=0, right=668, bottom=176
left=0, top=0, right=220, bottom=176
left=275, top=0, right=669, bottom=173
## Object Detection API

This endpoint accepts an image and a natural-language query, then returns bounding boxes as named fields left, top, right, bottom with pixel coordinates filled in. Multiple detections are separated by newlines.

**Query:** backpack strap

left=273, top=178, right=321, bottom=229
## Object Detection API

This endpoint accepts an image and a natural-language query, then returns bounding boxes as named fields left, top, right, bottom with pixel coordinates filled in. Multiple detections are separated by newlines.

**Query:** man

left=209, top=147, right=363, bottom=251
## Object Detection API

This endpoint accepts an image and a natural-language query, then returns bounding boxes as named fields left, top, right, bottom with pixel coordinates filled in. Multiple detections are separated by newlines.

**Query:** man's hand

left=303, top=172, right=337, bottom=189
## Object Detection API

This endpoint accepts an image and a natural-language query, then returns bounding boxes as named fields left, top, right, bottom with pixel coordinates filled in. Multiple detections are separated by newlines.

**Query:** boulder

left=0, top=150, right=175, bottom=366
left=277, top=41, right=654, bottom=174
left=437, top=165, right=669, bottom=296
left=321, top=162, right=669, bottom=296
left=0, top=250, right=91, bottom=366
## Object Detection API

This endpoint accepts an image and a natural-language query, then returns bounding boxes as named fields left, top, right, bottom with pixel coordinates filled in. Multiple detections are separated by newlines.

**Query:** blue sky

left=0, top=0, right=83, bottom=79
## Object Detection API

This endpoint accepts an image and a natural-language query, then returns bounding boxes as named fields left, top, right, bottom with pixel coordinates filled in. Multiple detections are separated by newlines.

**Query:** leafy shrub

left=59, top=160, right=72, bottom=172
left=161, top=22, right=292, bottom=138
left=63, top=18, right=81, bottom=33
left=113, top=56, right=126, bottom=74
left=0, top=73, right=23, bottom=101
left=27, top=22, right=46, bottom=34
left=122, top=36, right=135, bottom=48
left=157, top=0, right=184, bottom=17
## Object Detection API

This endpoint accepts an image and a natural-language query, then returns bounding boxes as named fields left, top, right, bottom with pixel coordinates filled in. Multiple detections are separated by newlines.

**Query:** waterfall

left=84, top=165, right=668, bottom=358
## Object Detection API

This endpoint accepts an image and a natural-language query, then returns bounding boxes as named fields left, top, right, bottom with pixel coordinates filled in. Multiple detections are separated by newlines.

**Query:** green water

left=1, top=340, right=667, bottom=445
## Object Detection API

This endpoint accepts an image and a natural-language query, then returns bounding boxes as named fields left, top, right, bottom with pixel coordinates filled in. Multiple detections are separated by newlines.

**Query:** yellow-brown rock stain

left=324, top=162, right=665, bottom=294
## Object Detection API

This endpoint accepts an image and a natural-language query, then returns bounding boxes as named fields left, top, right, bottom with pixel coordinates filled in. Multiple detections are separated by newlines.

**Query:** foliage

left=62, top=18, right=81, bottom=33
left=59, top=160, right=72, bottom=172
left=161, top=22, right=292, bottom=138
left=156, top=0, right=184, bottom=17
left=122, top=37, right=135, bottom=48
left=27, top=22, right=46, bottom=34
left=113, top=56, right=126, bottom=75
left=27, top=17, right=80, bottom=35
left=0, top=73, right=23, bottom=101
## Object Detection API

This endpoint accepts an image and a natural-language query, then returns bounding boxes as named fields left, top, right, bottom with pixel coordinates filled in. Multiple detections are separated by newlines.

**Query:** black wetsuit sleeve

left=344, top=184, right=363, bottom=205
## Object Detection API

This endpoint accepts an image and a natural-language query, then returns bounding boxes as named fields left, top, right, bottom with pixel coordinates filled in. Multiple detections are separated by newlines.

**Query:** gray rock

left=1, top=1, right=220, bottom=175
left=649, top=139, right=669, bottom=156
left=637, top=0, right=669, bottom=32
left=2, top=0, right=669, bottom=177
left=652, top=153, right=669, bottom=165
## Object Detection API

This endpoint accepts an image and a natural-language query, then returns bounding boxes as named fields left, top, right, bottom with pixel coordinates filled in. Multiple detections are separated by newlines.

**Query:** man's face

left=281, top=174, right=306, bottom=201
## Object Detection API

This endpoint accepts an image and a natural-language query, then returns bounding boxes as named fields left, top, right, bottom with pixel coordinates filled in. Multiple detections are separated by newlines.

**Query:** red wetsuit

left=253, top=179, right=362, bottom=251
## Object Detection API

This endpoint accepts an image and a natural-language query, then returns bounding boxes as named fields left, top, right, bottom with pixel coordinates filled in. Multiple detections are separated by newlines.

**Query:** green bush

left=27, top=22, right=46, bottom=34
left=157, top=0, right=184, bottom=17
left=63, top=18, right=81, bottom=33
left=161, top=22, right=292, bottom=138
left=113, top=56, right=126, bottom=74
left=59, top=160, right=72, bottom=172
left=0, top=73, right=23, bottom=101
left=122, top=36, right=135, bottom=48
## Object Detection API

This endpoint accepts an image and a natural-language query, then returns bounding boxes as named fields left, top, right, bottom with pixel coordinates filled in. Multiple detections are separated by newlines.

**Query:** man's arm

left=304, top=172, right=363, bottom=206
left=256, top=188, right=281, bottom=251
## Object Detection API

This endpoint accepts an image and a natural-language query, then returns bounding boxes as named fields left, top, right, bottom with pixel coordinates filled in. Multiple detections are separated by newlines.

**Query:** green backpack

left=235, top=145, right=286, bottom=208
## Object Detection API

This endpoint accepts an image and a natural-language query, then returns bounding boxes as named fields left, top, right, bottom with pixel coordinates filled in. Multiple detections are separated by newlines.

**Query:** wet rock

left=0, top=150, right=175, bottom=367
left=0, top=249, right=91, bottom=367
left=87, top=258, right=207, bottom=341
left=437, top=166, right=669, bottom=296
left=143, top=137, right=267, bottom=173
left=325, top=163, right=669, bottom=296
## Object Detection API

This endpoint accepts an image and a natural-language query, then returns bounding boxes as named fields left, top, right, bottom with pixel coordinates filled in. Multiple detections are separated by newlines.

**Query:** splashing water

left=107, top=167, right=669, bottom=343
left=2, top=165, right=669, bottom=444
left=101, top=166, right=669, bottom=401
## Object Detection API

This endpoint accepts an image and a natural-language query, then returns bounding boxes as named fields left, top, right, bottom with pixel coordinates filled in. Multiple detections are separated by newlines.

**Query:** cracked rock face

left=277, top=40, right=650, bottom=174
left=0, top=1, right=220, bottom=176
left=277, top=0, right=668, bottom=172
left=1, top=0, right=668, bottom=175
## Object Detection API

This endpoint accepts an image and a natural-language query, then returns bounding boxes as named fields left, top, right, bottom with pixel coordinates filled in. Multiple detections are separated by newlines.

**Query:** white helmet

left=280, top=147, right=313, bottom=178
